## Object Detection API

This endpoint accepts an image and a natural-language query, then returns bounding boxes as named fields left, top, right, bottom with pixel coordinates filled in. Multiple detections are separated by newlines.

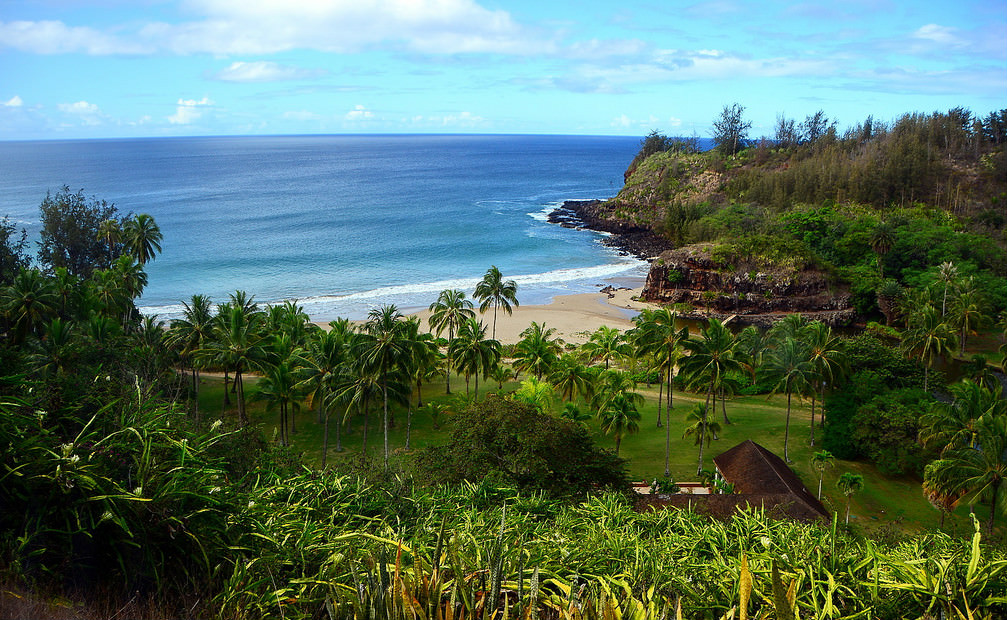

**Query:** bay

left=0, top=134, right=647, bottom=320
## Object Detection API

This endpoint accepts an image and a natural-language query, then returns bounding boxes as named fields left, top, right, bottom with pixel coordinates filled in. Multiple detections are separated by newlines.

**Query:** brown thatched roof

left=635, top=441, right=830, bottom=524
left=713, top=440, right=830, bottom=522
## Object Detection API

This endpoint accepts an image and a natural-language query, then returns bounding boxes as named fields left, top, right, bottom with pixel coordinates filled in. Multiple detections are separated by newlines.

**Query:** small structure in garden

left=637, top=440, right=830, bottom=523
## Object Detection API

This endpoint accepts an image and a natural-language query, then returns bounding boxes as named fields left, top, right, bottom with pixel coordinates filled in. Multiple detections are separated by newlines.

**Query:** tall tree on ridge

left=474, top=265, right=519, bottom=340
left=712, top=102, right=752, bottom=156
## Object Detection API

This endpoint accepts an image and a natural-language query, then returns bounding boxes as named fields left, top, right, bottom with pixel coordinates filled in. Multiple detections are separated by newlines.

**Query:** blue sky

left=1, top=0, right=1004, bottom=140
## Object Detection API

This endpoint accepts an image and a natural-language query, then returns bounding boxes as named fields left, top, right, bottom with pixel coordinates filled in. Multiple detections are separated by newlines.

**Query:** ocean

left=0, top=134, right=648, bottom=320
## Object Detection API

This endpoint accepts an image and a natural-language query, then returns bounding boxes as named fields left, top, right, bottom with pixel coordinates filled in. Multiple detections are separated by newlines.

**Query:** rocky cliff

left=642, top=244, right=855, bottom=327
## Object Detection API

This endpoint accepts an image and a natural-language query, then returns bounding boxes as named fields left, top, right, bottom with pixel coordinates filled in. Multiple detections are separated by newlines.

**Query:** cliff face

left=642, top=244, right=855, bottom=327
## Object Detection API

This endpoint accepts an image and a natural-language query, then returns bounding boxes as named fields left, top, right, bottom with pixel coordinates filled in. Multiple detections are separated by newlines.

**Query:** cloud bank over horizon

left=1, top=0, right=1004, bottom=139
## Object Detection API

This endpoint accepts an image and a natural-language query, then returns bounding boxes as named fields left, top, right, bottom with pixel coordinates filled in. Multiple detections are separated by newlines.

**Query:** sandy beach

left=411, top=287, right=655, bottom=344
left=314, top=287, right=656, bottom=344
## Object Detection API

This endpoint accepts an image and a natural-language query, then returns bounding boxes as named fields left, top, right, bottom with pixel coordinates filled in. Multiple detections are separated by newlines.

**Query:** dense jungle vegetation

left=1, top=107, right=1007, bottom=618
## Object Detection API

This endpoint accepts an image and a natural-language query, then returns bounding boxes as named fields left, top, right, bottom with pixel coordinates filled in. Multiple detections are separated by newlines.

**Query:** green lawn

left=195, top=369, right=1002, bottom=539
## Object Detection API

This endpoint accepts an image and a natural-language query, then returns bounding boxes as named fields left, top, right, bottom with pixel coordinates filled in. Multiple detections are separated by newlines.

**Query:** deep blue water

left=0, top=134, right=647, bottom=320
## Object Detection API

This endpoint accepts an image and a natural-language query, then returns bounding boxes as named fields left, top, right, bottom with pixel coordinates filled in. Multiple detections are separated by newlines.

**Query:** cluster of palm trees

left=0, top=213, right=165, bottom=387
left=921, top=378, right=1007, bottom=534
left=893, top=261, right=1003, bottom=390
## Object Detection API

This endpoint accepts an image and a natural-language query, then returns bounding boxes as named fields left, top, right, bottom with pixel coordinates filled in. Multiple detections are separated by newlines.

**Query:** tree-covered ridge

left=604, top=107, right=1007, bottom=319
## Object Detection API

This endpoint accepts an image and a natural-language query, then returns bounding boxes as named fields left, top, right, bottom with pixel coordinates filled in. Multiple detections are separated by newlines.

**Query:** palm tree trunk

left=845, top=498, right=851, bottom=525
left=321, top=407, right=330, bottom=468
left=446, top=328, right=454, bottom=394
left=406, top=406, right=412, bottom=450
left=656, top=374, right=664, bottom=428
left=382, top=382, right=389, bottom=469
left=809, top=392, right=817, bottom=446
left=361, top=404, right=369, bottom=458
left=720, top=385, right=730, bottom=425
left=223, top=370, right=231, bottom=405
left=666, top=358, right=674, bottom=409
left=236, top=370, right=247, bottom=426
left=697, top=416, right=706, bottom=475
left=988, top=481, right=1000, bottom=535
left=784, top=387, right=792, bottom=462
left=817, top=475, right=823, bottom=500
left=664, top=400, right=672, bottom=477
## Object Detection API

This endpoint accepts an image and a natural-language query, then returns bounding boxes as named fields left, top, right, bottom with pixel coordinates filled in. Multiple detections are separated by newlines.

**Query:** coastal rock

left=642, top=244, right=854, bottom=327
left=548, top=200, right=674, bottom=260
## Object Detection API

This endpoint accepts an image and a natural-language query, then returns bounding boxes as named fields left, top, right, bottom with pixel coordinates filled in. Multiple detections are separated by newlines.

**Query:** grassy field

left=196, top=368, right=1002, bottom=540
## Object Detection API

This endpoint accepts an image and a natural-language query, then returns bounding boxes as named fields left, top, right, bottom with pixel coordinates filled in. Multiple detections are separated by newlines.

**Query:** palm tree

left=599, top=393, right=641, bottom=456
left=589, top=369, right=644, bottom=419
left=357, top=304, right=410, bottom=468
left=428, top=289, right=474, bottom=394
left=582, top=325, right=631, bottom=370
left=681, top=317, right=743, bottom=426
left=632, top=307, right=688, bottom=424
left=122, top=213, right=163, bottom=265
left=924, top=409, right=1006, bottom=534
left=28, top=317, right=78, bottom=377
left=167, top=294, right=215, bottom=418
left=804, top=321, right=847, bottom=446
left=201, top=303, right=266, bottom=425
left=632, top=307, right=688, bottom=478
left=513, top=377, right=556, bottom=413
left=837, top=472, right=865, bottom=525
left=811, top=450, right=835, bottom=500
left=870, top=220, right=894, bottom=278
left=399, top=316, right=438, bottom=444
left=764, top=336, right=814, bottom=462
left=948, top=281, right=988, bottom=356
left=295, top=327, right=351, bottom=466
left=876, top=280, right=904, bottom=326
left=255, top=359, right=301, bottom=446
left=920, top=379, right=1005, bottom=455
left=683, top=404, right=721, bottom=474
left=97, top=218, right=122, bottom=265
left=901, top=304, right=956, bottom=391
left=450, top=317, right=500, bottom=399
left=473, top=265, right=519, bottom=340
left=549, top=354, right=592, bottom=403
left=513, top=321, right=562, bottom=380
left=937, top=261, right=958, bottom=316
left=1, top=268, right=57, bottom=344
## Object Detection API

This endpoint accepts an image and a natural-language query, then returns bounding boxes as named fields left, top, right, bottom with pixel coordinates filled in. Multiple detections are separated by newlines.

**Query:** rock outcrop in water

left=547, top=200, right=674, bottom=260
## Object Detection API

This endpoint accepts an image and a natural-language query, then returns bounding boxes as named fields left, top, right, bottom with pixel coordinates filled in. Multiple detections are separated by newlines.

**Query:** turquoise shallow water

left=0, top=134, right=649, bottom=320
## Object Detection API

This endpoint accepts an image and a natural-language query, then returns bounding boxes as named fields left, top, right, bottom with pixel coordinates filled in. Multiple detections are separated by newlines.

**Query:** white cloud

left=0, top=19, right=149, bottom=54
left=58, top=101, right=99, bottom=114
left=57, top=100, right=104, bottom=125
left=408, top=111, right=487, bottom=128
left=2, top=96, right=23, bottom=107
left=169, top=97, right=213, bottom=125
left=214, top=61, right=322, bottom=82
left=141, top=0, right=544, bottom=56
left=912, top=24, right=963, bottom=47
left=344, top=104, right=373, bottom=121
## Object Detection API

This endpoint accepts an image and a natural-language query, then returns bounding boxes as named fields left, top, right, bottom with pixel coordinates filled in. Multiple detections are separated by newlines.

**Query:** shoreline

left=316, top=283, right=656, bottom=345
left=410, top=285, right=655, bottom=345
